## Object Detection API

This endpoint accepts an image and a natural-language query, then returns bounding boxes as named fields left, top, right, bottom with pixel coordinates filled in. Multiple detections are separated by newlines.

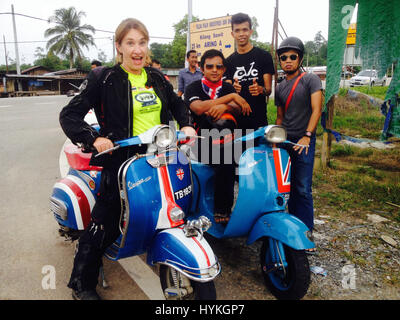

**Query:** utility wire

left=0, top=11, right=174, bottom=40
left=0, top=12, right=49, bottom=22
left=3, top=37, right=112, bottom=44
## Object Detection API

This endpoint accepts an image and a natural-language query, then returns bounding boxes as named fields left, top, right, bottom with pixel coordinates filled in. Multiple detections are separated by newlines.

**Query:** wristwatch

left=262, top=87, right=268, bottom=96
left=304, top=131, right=313, bottom=138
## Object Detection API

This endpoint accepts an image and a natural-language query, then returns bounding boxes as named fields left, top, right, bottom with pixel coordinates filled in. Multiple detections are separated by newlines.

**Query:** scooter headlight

left=153, top=125, right=176, bottom=149
left=264, top=125, right=287, bottom=143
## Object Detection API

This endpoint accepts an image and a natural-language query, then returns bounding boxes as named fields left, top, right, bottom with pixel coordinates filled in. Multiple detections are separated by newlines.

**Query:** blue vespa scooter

left=187, top=125, right=315, bottom=300
left=50, top=125, right=220, bottom=300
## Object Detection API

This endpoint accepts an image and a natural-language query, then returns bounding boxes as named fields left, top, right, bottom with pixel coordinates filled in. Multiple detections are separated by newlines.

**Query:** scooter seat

left=64, top=143, right=103, bottom=171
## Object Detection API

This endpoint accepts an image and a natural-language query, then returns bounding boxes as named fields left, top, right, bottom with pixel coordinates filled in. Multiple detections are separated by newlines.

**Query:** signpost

left=346, top=23, right=357, bottom=45
left=190, top=15, right=235, bottom=59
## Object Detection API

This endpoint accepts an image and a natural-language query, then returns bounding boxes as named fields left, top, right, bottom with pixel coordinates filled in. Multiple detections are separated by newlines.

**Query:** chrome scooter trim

left=117, top=147, right=189, bottom=248
left=117, top=148, right=178, bottom=248
left=159, top=259, right=221, bottom=283
left=118, top=155, right=138, bottom=248
left=49, top=196, right=68, bottom=220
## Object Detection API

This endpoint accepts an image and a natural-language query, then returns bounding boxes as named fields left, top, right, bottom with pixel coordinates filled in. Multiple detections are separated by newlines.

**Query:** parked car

left=349, top=69, right=386, bottom=87
left=341, top=71, right=353, bottom=79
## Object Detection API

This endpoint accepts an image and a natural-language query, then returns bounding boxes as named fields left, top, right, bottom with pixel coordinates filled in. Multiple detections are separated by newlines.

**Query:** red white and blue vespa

left=187, top=125, right=315, bottom=300
left=50, top=124, right=220, bottom=300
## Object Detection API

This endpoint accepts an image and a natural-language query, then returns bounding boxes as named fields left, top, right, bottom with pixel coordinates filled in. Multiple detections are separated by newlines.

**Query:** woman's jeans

left=281, top=135, right=316, bottom=231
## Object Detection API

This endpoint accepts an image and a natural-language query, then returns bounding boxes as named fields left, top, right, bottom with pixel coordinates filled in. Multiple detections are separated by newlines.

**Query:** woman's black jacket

left=59, top=65, right=193, bottom=168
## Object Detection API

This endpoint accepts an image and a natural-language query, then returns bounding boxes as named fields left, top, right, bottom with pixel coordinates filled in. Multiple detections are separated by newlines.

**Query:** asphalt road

left=0, top=95, right=276, bottom=301
left=0, top=95, right=149, bottom=300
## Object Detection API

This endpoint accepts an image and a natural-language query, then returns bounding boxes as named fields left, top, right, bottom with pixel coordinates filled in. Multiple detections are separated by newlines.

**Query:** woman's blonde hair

left=115, top=18, right=150, bottom=64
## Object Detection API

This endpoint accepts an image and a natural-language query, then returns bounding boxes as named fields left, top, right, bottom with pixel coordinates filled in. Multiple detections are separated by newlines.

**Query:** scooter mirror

left=264, top=125, right=287, bottom=143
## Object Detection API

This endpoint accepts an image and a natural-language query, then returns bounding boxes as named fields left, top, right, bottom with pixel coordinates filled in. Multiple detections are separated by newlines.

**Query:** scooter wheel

left=159, top=265, right=216, bottom=300
left=260, top=239, right=310, bottom=300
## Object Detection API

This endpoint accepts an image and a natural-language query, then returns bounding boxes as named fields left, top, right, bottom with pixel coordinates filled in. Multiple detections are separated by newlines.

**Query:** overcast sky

left=0, top=0, right=330, bottom=65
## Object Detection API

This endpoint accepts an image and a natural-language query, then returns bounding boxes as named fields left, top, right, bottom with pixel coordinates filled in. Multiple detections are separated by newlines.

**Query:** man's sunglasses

left=279, top=54, right=298, bottom=62
left=204, top=64, right=224, bottom=70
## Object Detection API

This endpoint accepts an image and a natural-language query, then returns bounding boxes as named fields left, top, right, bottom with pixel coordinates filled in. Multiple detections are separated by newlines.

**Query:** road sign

left=190, top=16, right=235, bottom=60
left=346, top=23, right=357, bottom=45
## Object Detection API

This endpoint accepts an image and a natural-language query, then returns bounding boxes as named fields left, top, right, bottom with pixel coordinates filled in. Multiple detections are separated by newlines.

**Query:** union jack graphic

left=176, top=168, right=185, bottom=181
left=272, top=149, right=291, bottom=193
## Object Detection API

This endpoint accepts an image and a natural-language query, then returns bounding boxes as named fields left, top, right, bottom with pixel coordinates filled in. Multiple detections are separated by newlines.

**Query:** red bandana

left=201, top=77, right=223, bottom=100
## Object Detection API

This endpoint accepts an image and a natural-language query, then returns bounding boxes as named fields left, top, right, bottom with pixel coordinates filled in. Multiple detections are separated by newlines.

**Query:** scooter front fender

left=147, top=228, right=220, bottom=282
left=247, top=212, right=315, bottom=250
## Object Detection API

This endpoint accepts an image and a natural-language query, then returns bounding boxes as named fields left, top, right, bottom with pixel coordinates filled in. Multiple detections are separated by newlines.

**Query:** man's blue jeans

left=281, top=135, right=316, bottom=231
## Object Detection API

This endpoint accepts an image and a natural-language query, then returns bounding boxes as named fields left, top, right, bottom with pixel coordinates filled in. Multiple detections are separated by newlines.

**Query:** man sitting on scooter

left=184, top=49, right=251, bottom=223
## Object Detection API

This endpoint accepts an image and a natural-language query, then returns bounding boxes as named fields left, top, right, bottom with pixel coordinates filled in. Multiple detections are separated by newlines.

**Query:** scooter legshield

left=147, top=228, right=220, bottom=282
left=50, top=170, right=101, bottom=230
left=247, top=212, right=315, bottom=250
left=105, top=150, right=194, bottom=260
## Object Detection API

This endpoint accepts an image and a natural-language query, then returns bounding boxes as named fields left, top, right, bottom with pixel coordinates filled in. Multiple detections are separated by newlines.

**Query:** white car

left=349, top=69, right=386, bottom=87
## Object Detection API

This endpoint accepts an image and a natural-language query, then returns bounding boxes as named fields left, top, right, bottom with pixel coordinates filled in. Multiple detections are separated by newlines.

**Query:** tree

left=170, top=14, right=199, bottom=68
left=303, top=31, right=327, bottom=67
left=150, top=14, right=199, bottom=68
left=44, top=7, right=95, bottom=69
left=33, top=46, right=69, bottom=70
left=97, top=49, right=108, bottom=64
left=250, top=16, right=259, bottom=41
left=149, top=15, right=271, bottom=68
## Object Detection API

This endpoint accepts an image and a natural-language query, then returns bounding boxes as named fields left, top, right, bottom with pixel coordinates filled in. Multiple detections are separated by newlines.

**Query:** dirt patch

left=306, top=208, right=400, bottom=299
left=307, top=134, right=400, bottom=299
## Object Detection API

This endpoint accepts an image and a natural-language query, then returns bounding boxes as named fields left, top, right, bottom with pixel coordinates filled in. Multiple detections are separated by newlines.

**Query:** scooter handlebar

left=94, top=130, right=204, bottom=157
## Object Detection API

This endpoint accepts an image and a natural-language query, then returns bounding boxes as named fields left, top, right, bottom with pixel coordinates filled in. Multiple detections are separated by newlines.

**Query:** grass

left=332, top=95, right=385, bottom=139
left=267, top=97, right=277, bottom=125
left=350, top=86, right=389, bottom=100
left=317, top=142, right=400, bottom=222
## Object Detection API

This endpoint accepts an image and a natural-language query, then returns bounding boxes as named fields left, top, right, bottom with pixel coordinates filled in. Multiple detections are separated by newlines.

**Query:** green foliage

left=332, top=94, right=386, bottom=139
left=45, top=7, right=95, bottom=69
left=338, top=88, right=348, bottom=97
left=33, top=49, right=69, bottom=71
left=267, top=98, right=277, bottom=125
left=351, top=86, right=389, bottom=100
left=150, top=14, right=272, bottom=68
left=252, top=40, right=272, bottom=53
left=331, top=144, right=355, bottom=157
left=150, top=15, right=199, bottom=68
left=304, top=31, right=327, bottom=66
left=339, top=172, right=400, bottom=209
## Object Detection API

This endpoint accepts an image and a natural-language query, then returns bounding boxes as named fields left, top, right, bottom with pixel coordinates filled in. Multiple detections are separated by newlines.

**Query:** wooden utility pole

left=271, top=0, right=279, bottom=91
left=186, top=0, right=193, bottom=69
left=321, top=96, right=335, bottom=169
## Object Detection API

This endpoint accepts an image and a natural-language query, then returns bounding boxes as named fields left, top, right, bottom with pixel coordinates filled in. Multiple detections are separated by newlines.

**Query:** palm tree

left=45, top=7, right=95, bottom=69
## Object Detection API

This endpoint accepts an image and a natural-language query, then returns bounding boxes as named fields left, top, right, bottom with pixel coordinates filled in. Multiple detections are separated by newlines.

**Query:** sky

left=0, top=0, right=330, bottom=66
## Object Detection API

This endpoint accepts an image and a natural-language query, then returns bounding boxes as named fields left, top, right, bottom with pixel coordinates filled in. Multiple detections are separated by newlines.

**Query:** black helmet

left=206, top=112, right=237, bottom=131
left=277, top=37, right=305, bottom=57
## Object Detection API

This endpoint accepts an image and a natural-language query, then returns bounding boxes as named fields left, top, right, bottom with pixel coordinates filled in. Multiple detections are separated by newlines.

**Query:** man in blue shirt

left=177, top=50, right=203, bottom=97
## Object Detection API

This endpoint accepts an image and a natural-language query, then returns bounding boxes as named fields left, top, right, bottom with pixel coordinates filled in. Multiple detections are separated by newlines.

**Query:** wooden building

left=1, top=67, right=88, bottom=97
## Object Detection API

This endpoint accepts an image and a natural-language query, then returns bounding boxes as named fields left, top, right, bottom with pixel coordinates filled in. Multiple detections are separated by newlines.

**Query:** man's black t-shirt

left=184, top=80, right=236, bottom=130
left=225, top=47, right=275, bottom=130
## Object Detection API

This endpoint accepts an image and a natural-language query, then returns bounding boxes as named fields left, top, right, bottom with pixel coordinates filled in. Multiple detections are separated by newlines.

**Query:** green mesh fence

left=325, top=0, right=400, bottom=140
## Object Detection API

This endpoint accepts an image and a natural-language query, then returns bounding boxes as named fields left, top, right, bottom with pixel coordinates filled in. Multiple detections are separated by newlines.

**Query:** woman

left=59, top=18, right=196, bottom=300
